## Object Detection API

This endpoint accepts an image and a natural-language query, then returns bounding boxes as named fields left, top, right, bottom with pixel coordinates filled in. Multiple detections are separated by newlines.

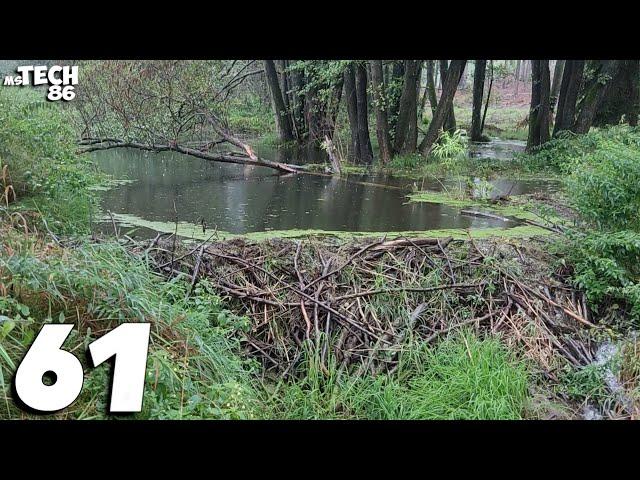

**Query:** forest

left=1, top=59, right=640, bottom=420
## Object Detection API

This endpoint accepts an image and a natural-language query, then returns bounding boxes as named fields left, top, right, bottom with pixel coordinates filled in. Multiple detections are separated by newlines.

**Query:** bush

left=565, top=131, right=640, bottom=231
left=0, top=89, right=96, bottom=233
left=561, top=230, right=640, bottom=322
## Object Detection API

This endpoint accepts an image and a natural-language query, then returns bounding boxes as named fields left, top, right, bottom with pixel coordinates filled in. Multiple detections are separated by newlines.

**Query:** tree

left=425, top=60, right=438, bottom=115
left=419, top=60, right=467, bottom=156
left=591, top=60, right=639, bottom=128
left=344, top=63, right=361, bottom=160
left=369, top=60, right=393, bottom=164
left=470, top=60, right=487, bottom=142
left=526, top=60, right=551, bottom=152
left=439, top=60, right=457, bottom=132
left=573, top=60, right=621, bottom=134
left=263, top=60, right=294, bottom=142
left=354, top=62, right=374, bottom=164
left=553, top=60, right=585, bottom=136
left=76, top=60, right=304, bottom=173
left=393, top=60, right=422, bottom=154
left=549, top=60, right=565, bottom=114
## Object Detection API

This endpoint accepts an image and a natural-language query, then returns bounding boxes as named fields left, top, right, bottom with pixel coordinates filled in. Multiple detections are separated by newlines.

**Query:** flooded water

left=92, top=142, right=559, bottom=236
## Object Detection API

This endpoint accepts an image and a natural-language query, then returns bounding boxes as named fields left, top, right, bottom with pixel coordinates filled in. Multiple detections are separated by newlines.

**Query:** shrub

left=0, top=89, right=97, bottom=233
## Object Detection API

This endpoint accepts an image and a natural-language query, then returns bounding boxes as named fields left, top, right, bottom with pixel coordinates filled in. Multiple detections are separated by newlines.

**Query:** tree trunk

left=439, top=60, right=457, bottom=132
left=355, top=62, right=374, bottom=164
left=344, top=63, right=361, bottom=160
left=387, top=61, right=405, bottom=136
left=480, top=60, right=494, bottom=134
left=419, top=60, right=467, bottom=156
left=526, top=60, right=551, bottom=151
left=549, top=59, right=565, bottom=114
left=573, top=60, right=621, bottom=134
left=393, top=60, right=421, bottom=154
left=629, top=60, right=640, bottom=127
left=425, top=60, right=438, bottom=115
left=470, top=60, right=487, bottom=141
left=370, top=60, right=393, bottom=164
left=289, top=64, right=307, bottom=139
left=553, top=60, right=584, bottom=136
left=592, top=60, right=640, bottom=127
left=263, top=60, right=294, bottom=142
left=406, top=61, right=423, bottom=153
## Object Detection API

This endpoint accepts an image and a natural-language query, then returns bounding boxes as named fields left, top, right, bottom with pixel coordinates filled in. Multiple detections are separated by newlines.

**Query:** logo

left=3, top=65, right=78, bottom=101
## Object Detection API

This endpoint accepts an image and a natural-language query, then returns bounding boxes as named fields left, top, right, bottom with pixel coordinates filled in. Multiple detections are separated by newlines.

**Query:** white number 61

left=15, top=323, right=150, bottom=413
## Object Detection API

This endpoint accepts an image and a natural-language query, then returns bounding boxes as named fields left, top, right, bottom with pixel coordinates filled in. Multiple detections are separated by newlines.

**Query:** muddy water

left=92, top=141, right=559, bottom=236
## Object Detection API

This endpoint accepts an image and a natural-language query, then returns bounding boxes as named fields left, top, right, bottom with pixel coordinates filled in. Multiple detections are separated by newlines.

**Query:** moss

left=407, top=190, right=550, bottom=222
left=103, top=212, right=550, bottom=243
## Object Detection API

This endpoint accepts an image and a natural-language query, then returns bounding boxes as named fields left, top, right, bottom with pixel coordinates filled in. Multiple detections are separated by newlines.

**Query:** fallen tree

left=78, top=137, right=305, bottom=173
left=73, top=61, right=307, bottom=174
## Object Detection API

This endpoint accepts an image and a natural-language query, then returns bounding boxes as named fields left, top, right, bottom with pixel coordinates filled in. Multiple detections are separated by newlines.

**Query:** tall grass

left=265, top=331, right=529, bottom=420
left=0, top=230, right=261, bottom=419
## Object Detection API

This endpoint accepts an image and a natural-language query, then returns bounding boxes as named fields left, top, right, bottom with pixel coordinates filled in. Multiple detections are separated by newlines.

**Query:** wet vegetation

left=1, top=59, right=640, bottom=419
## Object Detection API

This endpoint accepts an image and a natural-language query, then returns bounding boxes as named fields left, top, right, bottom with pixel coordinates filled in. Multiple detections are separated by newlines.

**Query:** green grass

left=265, top=331, right=530, bottom=419
left=0, top=230, right=262, bottom=419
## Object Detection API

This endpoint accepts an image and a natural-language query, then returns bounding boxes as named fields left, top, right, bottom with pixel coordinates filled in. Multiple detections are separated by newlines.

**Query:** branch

left=77, top=138, right=305, bottom=174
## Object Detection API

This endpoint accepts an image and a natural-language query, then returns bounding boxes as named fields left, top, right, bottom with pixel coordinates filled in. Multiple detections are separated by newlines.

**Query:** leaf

left=0, top=344, right=15, bottom=370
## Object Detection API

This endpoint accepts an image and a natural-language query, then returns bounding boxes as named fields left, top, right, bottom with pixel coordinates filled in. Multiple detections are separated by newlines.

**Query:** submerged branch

left=78, top=137, right=305, bottom=173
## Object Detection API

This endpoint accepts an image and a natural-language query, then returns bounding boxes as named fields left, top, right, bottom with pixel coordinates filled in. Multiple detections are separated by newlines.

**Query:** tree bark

left=592, top=60, right=640, bottom=127
left=470, top=60, right=487, bottom=141
left=289, top=63, right=307, bottom=139
left=553, top=60, right=585, bottom=136
left=370, top=60, right=393, bottom=164
left=344, top=63, right=361, bottom=160
left=439, top=60, right=457, bottom=132
left=263, top=60, right=294, bottom=142
left=425, top=60, right=438, bottom=115
left=526, top=60, right=551, bottom=152
left=393, top=60, right=421, bottom=154
left=549, top=59, right=565, bottom=114
left=419, top=60, right=467, bottom=156
left=573, top=60, right=621, bottom=134
left=355, top=62, right=374, bottom=164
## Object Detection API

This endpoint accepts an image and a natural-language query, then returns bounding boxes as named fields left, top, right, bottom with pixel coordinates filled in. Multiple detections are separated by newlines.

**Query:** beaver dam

left=105, top=227, right=632, bottom=419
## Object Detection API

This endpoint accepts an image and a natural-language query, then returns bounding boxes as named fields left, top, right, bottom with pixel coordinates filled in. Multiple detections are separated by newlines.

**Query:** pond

left=92, top=141, right=560, bottom=237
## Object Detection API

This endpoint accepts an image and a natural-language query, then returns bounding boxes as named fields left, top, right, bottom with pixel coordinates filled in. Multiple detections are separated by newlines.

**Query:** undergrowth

left=266, top=331, right=529, bottom=419
left=0, top=89, right=98, bottom=234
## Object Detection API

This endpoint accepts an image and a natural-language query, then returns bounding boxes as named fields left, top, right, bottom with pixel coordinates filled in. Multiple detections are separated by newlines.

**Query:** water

left=92, top=143, right=558, bottom=236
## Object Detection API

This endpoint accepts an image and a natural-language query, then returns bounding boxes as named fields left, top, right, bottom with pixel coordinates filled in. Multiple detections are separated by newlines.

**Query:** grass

left=0, top=228, right=262, bottom=419
left=266, top=331, right=530, bottom=420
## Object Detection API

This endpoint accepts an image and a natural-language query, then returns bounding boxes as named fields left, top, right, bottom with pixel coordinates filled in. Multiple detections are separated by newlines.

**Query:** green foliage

left=266, top=331, right=529, bottom=420
left=537, top=126, right=640, bottom=324
left=0, top=89, right=96, bottom=233
left=388, top=153, right=425, bottom=170
left=431, top=129, right=468, bottom=165
left=565, top=135, right=640, bottom=231
left=0, top=233, right=260, bottom=419
left=226, top=92, right=274, bottom=135
left=560, top=230, right=640, bottom=322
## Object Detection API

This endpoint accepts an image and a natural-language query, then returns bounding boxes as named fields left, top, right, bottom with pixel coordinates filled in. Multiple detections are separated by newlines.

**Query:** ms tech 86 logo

left=3, top=65, right=78, bottom=101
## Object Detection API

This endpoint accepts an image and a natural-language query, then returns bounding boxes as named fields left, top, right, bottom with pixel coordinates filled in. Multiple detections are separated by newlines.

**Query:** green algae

left=407, top=190, right=551, bottom=223
left=101, top=212, right=550, bottom=243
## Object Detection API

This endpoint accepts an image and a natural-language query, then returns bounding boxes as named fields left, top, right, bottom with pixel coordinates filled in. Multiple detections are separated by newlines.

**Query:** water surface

left=92, top=142, right=559, bottom=236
